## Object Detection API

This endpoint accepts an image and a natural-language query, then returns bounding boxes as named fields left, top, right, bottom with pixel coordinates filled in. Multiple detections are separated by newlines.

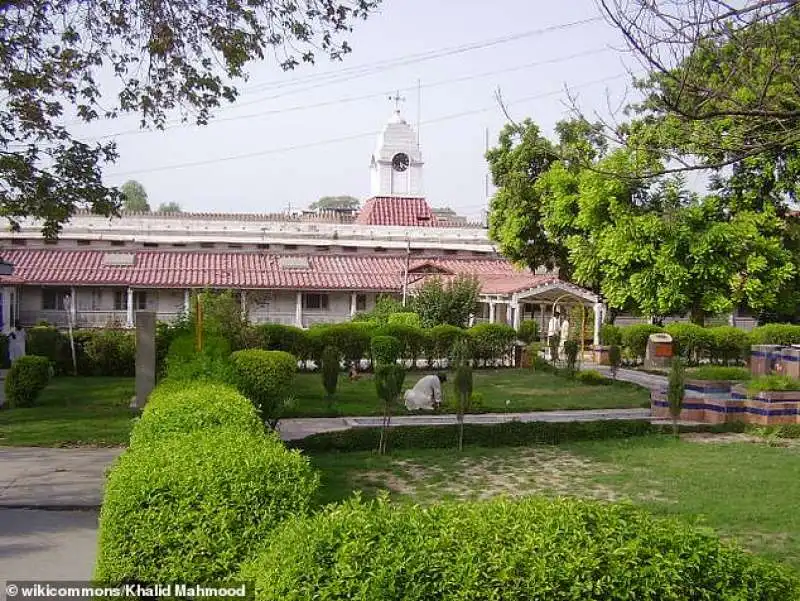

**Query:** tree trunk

left=689, top=306, right=705, bottom=326
left=457, top=412, right=464, bottom=452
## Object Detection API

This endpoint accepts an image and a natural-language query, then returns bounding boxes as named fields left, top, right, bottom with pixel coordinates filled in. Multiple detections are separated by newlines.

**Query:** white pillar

left=489, top=301, right=496, bottom=324
left=70, top=286, right=77, bottom=322
left=0, top=288, right=10, bottom=333
left=241, top=290, right=248, bottom=320
left=468, top=314, right=475, bottom=327
left=593, top=302, right=602, bottom=346
left=126, top=287, right=134, bottom=327
left=539, top=303, right=546, bottom=340
left=184, top=289, right=191, bottom=315
left=728, top=311, right=736, bottom=327
left=512, top=301, right=521, bottom=330
left=295, top=291, right=303, bottom=328
left=350, top=292, right=357, bottom=318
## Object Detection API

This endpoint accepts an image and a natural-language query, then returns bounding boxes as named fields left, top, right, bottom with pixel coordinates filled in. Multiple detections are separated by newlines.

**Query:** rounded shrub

left=241, top=496, right=799, bottom=601
left=428, top=324, right=466, bottom=365
left=576, top=369, right=611, bottom=385
left=375, top=323, right=426, bottom=366
left=620, top=324, right=664, bottom=363
left=95, top=429, right=319, bottom=585
left=230, top=349, right=297, bottom=427
left=708, top=326, right=752, bottom=365
left=27, top=326, right=69, bottom=374
left=5, top=355, right=52, bottom=408
left=516, top=319, right=539, bottom=344
left=310, top=322, right=372, bottom=367
left=252, top=324, right=310, bottom=358
left=130, top=382, right=264, bottom=447
left=371, top=335, right=401, bottom=366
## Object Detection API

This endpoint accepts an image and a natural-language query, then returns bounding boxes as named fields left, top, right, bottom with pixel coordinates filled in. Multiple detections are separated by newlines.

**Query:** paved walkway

left=591, top=365, right=667, bottom=390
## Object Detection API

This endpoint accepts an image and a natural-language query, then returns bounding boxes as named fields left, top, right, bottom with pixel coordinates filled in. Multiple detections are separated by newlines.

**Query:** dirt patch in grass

left=682, top=432, right=800, bottom=449
left=354, top=447, right=670, bottom=504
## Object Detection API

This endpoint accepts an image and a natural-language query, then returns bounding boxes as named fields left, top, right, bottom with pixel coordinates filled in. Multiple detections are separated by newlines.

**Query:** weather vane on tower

left=389, top=90, right=405, bottom=112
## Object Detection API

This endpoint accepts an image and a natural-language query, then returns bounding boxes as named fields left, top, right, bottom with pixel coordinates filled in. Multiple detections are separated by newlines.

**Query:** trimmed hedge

left=5, top=355, right=52, bottom=408
left=84, top=329, right=135, bottom=377
left=375, top=323, right=426, bottom=365
left=664, top=323, right=713, bottom=363
left=164, top=333, right=234, bottom=383
left=620, top=324, right=664, bottom=363
left=95, top=429, right=319, bottom=585
left=371, top=335, right=401, bottom=366
left=426, top=324, right=466, bottom=366
left=387, top=312, right=421, bottom=328
left=290, top=420, right=659, bottom=453
left=26, top=326, right=69, bottom=374
left=309, top=322, right=373, bottom=366
left=708, top=326, right=751, bottom=365
left=575, top=369, right=612, bottom=385
left=241, top=496, right=799, bottom=601
left=599, top=323, right=623, bottom=346
left=230, top=349, right=297, bottom=427
left=130, top=382, right=263, bottom=447
left=252, top=323, right=311, bottom=360
left=467, top=323, right=516, bottom=367
left=750, top=323, right=800, bottom=346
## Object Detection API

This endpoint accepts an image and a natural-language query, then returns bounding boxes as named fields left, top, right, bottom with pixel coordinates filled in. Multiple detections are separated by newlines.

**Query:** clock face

left=392, top=152, right=410, bottom=172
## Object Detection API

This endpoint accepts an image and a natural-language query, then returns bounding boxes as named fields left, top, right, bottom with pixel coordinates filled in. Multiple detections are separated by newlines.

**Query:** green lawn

left=309, top=435, right=800, bottom=571
left=0, top=377, right=135, bottom=446
left=0, top=369, right=648, bottom=447
left=288, top=369, right=649, bottom=417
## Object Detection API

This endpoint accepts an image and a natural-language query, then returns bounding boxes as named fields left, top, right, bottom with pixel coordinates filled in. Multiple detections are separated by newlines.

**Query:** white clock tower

left=370, top=94, right=424, bottom=197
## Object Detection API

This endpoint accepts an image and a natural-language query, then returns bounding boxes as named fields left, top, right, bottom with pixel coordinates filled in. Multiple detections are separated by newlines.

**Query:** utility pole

left=402, top=238, right=411, bottom=306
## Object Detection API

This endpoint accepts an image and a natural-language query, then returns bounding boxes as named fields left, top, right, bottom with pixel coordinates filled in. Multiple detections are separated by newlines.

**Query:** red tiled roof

left=355, top=197, right=438, bottom=226
left=0, top=249, right=556, bottom=294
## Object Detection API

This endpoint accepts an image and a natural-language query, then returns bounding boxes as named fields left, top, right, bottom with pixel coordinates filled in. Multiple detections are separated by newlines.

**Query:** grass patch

left=688, top=365, right=751, bottom=381
left=0, top=377, right=135, bottom=446
left=288, top=369, right=650, bottom=417
left=309, top=435, right=800, bottom=571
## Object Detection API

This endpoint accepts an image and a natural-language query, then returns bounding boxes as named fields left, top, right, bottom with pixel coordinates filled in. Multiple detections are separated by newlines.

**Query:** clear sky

left=73, top=0, right=643, bottom=219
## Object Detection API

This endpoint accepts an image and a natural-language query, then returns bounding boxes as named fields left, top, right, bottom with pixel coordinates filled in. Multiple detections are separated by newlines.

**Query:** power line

left=65, top=16, right=604, bottom=129
left=90, top=47, right=611, bottom=141
left=106, top=73, right=629, bottom=178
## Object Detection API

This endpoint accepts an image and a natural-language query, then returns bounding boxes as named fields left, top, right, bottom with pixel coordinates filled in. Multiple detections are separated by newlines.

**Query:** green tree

left=121, top=180, right=151, bottom=213
left=410, top=275, right=480, bottom=328
left=158, top=202, right=182, bottom=213
left=320, top=346, right=340, bottom=409
left=309, top=195, right=360, bottom=211
left=0, top=1, right=378, bottom=237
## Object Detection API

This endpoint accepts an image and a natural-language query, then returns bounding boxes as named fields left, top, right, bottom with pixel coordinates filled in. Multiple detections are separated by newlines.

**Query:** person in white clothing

left=404, top=373, right=446, bottom=411
left=8, top=322, right=26, bottom=364
left=559, top=317, right=570, bottom=357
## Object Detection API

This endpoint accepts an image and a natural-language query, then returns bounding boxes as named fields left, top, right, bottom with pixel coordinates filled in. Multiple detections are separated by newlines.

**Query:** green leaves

left=410, top=275, right=480, bottom=329
left=230, top=349, right=297, bottom=428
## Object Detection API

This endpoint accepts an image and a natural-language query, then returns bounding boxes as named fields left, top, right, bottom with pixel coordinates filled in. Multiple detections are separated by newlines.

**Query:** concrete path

left=0, top=448, right=123, bottom=509
left=0, top=509, right=98, bottom=581
left=591, top=365, right=667, bottom=390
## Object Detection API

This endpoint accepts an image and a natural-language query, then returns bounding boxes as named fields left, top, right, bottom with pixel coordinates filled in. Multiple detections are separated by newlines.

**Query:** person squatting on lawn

left=404, top=373, right=446, bottom=411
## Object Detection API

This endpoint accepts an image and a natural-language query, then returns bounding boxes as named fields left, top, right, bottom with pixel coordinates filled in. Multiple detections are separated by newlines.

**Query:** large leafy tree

left=410, top=275, right=481, bottom=328
left=489, top=117, right=797, bottom=324
left=0, top=0, right=378, bottom=237
left=121, top=180, right=150, bottom=213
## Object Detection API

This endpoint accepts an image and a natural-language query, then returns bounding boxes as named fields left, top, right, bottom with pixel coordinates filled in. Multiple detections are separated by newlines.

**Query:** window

left=373, top=246, right=386, bottom=253
left=91, top=289, right=103, bottom=311
left=200, top=242, right=215, bottom=249
left=356, top=294, right=367, bottom=312
left=11, top=239, right=26, bottom=246
left=77, top=240, right=91, bottom=246
left=143, top=242, right=159, bottom=248
left=444, top=249, right=458, bottom=255
left=284, top=244, right=298, bottom=251
left=343, top=246, right=357, bottom=253
left=257, top=243, right=270, bottom=250
left=42, top=288, right=68, bottom=311
left=110, top=240, right=126, bottom=247
left=317, top=246, right=329, bottom=252
left=44, top=239, right=57, bottom=245
left=228, top=243, right=243, bottom=249
left=113, top=290, right=127, bottom=311
left=172, top=243, right=187, bottom=248
left=113, top=290, right=146, bottom=310
left=303, top=293, right=329, bottom=310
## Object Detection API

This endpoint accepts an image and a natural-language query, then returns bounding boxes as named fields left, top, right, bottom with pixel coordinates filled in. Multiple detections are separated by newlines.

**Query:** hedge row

left=600, top=322, right=800, bottom=365
left=96, top=379, right=319, bottom=585
left=242, top=495, right=799, bottom=601
left=4, top=355, right=52, bottom=408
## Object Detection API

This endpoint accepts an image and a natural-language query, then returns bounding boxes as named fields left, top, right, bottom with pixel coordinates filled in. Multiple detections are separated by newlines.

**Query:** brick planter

left=593, top=345, right=610, bottom=366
